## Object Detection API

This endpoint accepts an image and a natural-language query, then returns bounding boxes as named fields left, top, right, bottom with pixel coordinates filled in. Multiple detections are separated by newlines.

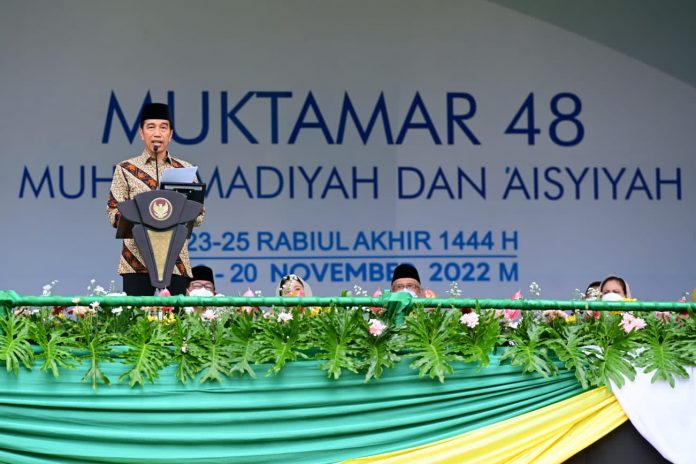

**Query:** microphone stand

left=153, top=144, right=160, bottom=190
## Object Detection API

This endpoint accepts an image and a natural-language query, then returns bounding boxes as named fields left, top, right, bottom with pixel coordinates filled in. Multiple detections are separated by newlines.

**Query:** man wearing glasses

left=187, top=265, right=217, bottom=295
left=390, top=263, right=424, bottom=298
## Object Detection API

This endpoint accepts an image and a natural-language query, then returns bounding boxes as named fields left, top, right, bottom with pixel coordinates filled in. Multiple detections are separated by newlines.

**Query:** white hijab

left=276, top=274, right=313, bottom=297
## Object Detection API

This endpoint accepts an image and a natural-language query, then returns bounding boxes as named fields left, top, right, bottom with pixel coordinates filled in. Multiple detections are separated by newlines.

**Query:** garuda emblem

left=149, top=198, right=173, bottom=221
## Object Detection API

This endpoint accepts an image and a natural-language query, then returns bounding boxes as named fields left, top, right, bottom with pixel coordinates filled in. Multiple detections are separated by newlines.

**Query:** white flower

left=42, top=280, right=59, bottom=296
left=71, top=298, right=80, bottom=305
left=447, top=281, right=462, bottom=298
left=111, top=307, right=123, bottom=315
left=183, top=306, right=195, bottom=315
left=352, top=285, right=368, bottom=297
left=459, top=312, right=480, bottom=328
left=528, top=282, right=541, bottom=298
left=89, top=301, right=100, bottom=310
left=277, top=311, right=293, bottom=323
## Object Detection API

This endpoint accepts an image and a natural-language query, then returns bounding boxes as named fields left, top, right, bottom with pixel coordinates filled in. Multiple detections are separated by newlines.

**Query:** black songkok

left=391, top=263, right=420, bottom=284
left=140, top=103, right=172, bottom=127
left=190, top=265, right=215, bottom=285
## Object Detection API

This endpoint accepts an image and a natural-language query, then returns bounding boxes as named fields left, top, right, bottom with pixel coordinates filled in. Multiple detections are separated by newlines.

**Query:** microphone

left=153, top=144, right=160, bottom=189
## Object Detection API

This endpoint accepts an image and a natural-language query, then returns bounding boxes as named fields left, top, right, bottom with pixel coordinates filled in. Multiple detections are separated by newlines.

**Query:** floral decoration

left=0, top=280, right=694, bottom=391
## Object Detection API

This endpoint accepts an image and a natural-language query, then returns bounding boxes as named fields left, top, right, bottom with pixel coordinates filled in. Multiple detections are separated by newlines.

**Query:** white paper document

left=159, top=166, right=198, bottom=186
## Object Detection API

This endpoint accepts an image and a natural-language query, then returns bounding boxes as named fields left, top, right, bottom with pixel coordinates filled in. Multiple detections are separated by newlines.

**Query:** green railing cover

left=1, top=289, right=694, bottom=313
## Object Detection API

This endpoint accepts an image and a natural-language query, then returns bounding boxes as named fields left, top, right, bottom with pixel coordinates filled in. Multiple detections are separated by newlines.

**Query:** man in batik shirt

left=107, top=103, right=205, bottom=295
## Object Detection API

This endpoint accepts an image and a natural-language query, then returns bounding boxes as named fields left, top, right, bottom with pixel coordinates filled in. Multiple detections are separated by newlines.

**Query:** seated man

left=187, top=265, right=216, bottom=295
left=390, top=263, right=424, bottom=297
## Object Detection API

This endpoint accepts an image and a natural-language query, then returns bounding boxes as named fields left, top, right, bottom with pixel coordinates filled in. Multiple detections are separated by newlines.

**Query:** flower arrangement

left=0, top=280, right=694, bottom=390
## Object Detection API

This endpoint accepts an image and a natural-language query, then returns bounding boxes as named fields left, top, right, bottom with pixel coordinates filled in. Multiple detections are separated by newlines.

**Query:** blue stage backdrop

left=1, top=0, right=694, bottom=300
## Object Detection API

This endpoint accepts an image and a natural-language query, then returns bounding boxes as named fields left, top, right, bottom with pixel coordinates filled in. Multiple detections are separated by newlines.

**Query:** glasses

left=392, top=283, right=421, bottom=292
left=190, top=282, right=214, bottom=291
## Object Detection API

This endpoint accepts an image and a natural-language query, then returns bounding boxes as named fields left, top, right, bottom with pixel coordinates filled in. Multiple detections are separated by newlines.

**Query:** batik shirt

left=107, top=150, right=205, bottom=277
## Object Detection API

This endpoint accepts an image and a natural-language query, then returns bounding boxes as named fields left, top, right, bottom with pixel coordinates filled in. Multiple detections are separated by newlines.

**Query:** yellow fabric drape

left=344, top=387, right=627, bottom=464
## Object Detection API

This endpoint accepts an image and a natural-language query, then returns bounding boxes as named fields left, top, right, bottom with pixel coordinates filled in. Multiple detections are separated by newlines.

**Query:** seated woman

left=600, top=275, right=632, bottom=300
left=277, top=274, right=313, bottom=297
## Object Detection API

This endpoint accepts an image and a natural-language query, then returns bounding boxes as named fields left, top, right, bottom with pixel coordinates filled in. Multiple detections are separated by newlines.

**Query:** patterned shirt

left=107, top=150, right=205, bottom=277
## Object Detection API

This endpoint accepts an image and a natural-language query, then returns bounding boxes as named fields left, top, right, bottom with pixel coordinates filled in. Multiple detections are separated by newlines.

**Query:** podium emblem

left=149, top=198, right=173, bottom=221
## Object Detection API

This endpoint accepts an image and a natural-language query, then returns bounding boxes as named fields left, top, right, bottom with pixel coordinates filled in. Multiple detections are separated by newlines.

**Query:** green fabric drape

left=0, top=355, right=584, bottom=464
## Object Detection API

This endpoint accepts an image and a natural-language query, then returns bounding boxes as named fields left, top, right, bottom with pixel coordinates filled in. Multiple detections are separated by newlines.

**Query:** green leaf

left=500, top=323, right=557, bottom=378
left=634, top=317, right=691, bottom=388
left=357, top=323, right=403, bottom=382
left=308, top=307, right=362, bottom=380
left=227, top=311, right=258, bottom=379
left=458, top=308, right=501, bottom=368
left=31, top=319, right=78, bottom=378
left=584, top=313, right=638, bottom=389
left=547, top=324, right=593, bottom=389
left=170, top=314, right=204, bottom=384
left=0, top=313, right=34, bottom=375
left=403, top=307, right=462, bottom=383
left=197, top=318, right=235, bottom=384
left=118, top=318, right=172, bottom=387
left=255, top=308, right=308, bottom=376
left=76, top=314, right=116, bottom=389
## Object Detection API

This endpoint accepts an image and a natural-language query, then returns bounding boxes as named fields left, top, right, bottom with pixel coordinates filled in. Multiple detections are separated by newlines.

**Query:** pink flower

left=459, top=312, right=480, bottom=328
left=620, top=313, right=646, bottom=333
left=71, top=305, right=96, bottom=317
left=368, top=318, right=386, bottom=336
left=503, top=309, right=521, bottom=321
left=655, top=311, right=672, bottom=322
left=495, top=290, right=523, bottom=322
left=277, top=311, right=293, bottom=323
left=495, top=308, right=521, bottom=322
left=371, top=288, right=383, bottom=314
left=241, top=287, right=258, bottom=314
left=157, top=288, right=174, bottom=312
left=200, top=309, right=218, bottom=322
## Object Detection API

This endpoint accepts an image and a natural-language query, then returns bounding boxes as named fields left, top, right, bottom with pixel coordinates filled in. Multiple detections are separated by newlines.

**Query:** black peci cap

left=391, top=263, right=420, bottom=284
left=190, top=265, right=215, bottom=285
left=140, top=103, right=172, bottom=127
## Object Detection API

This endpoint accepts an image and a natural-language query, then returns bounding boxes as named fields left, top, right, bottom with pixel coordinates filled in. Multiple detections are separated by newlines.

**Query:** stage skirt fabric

left=0, top=352, right=635, bottom=464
